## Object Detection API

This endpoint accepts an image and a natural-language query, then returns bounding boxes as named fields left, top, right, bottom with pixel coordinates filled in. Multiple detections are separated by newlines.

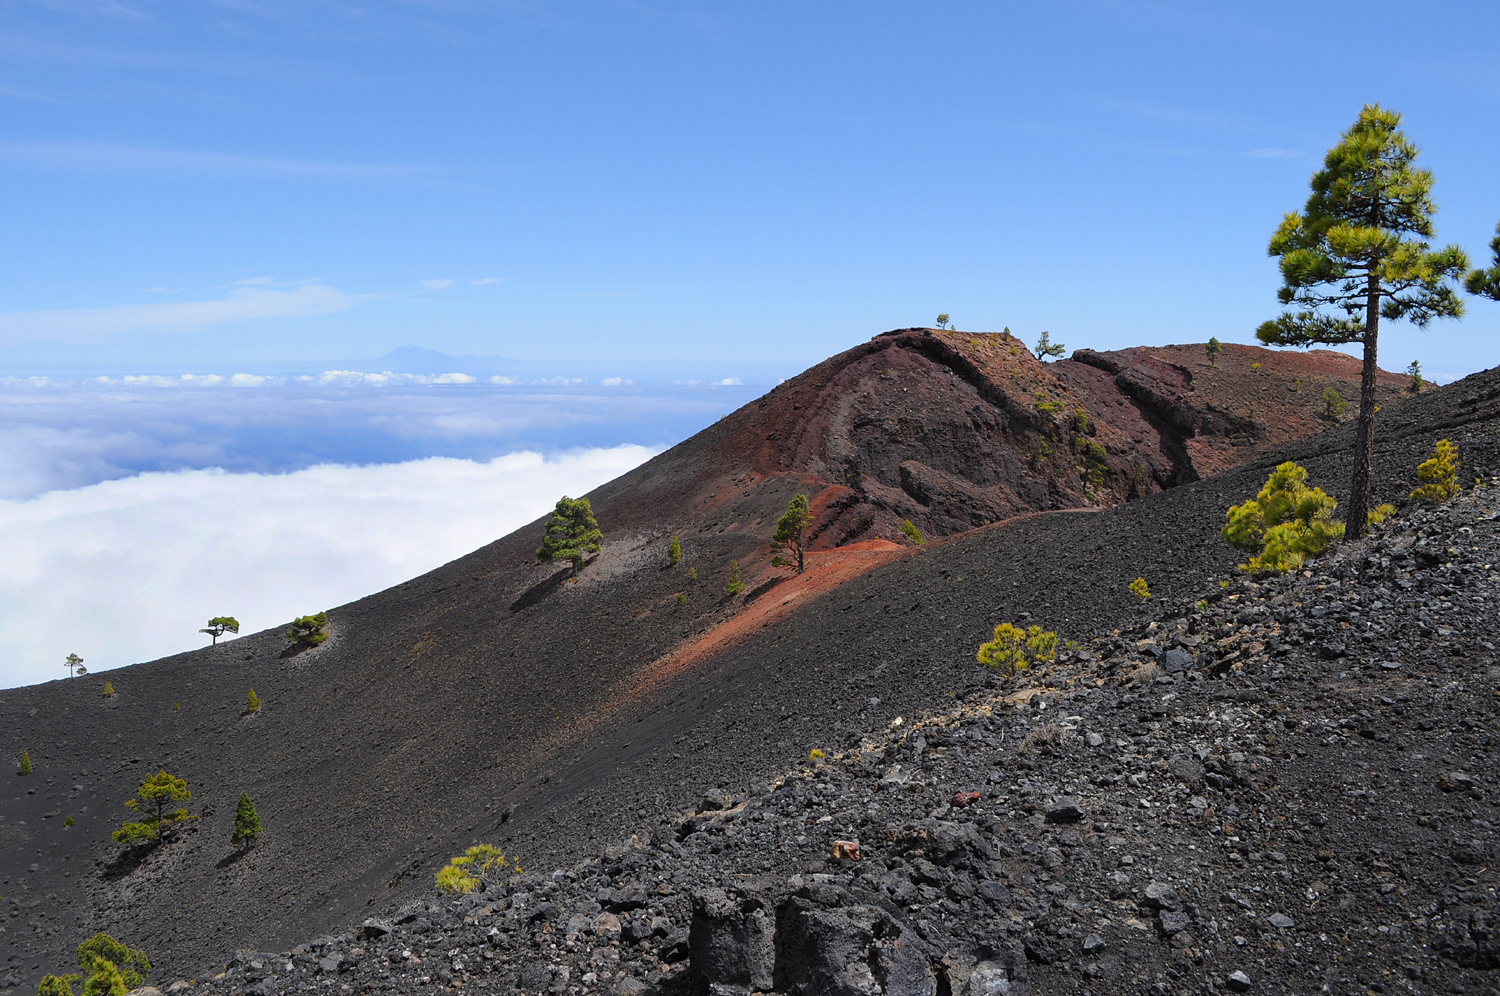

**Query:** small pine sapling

left=898, top=519, right=925, bottom=545
left=770, top=494, right=810, bottom=573
left=231, top=792, right=262, bottom=847
left=977, top=622, right=1058, bottom=679
left=1410, top=439, right=1460, bottom=504
left=435, top=844, right=521, bottom=894
left=667, top=536, right=682, bottom=566
left=1406, top=360, right=1424, bottom=393
left=245, top=689, right=261, bottom=713
left=65, top=652, right=83, bottom=678
left=675, top=592, right=686, bottom=606
left=1223, top=461, right=1345, bottom=572
left=18, top=749, right=33, bottom=776
left=200, top=617, right=240, bottom=645
left=1034, top=331, right=1065, bottom=360
left=535, top=495, right=603, bottom=574
left=1205, top=337, right=1222, bottom=367
left=1129, top=577, right=1151, bottom=601
left=102, top=681, right=115, bottom=697
left=64, top=815, right=75, bottom=827
left=1367, top=503, right=1398, bottom=526
left=725, top=560, right=745, bottom=595
left=1322, top=387, right=1348, bottom=422
left=76, top=933, right=151, bottom=991
left=808, top=749, right=826, bottom=762
left=287, top=611, right=329, bottom=647
left=688, top=568, right=698, bottom=582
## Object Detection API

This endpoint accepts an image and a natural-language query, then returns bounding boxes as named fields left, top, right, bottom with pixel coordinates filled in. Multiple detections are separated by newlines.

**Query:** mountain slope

left=0, top=330, right=1432, bottom=986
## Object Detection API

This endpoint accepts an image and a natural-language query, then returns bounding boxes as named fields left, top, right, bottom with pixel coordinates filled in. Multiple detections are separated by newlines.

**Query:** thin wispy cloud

left=471, top=277, right=504, bottom=285
left=0, top=283, right=355, bottom=342
left=419, top=278, right=456, bottom=290
left=1246, top=147, right=1302, bottom=158
left=0, top=141, right=479, bottom=183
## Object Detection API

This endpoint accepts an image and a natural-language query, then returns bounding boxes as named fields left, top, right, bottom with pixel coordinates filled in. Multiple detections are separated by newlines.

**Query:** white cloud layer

left=0, top=446, right=657, bottom=690
left=0, top=284, right=354, bottom=342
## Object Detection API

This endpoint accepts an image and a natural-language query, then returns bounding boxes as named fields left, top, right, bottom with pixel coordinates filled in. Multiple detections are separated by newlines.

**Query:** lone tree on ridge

left=1256, top=104, right=1468, bottom=539
left=65, top=652, right=83, bottom=678
left=771, top=494, right=811, bottom=573
left=537, top=496, right=603, bottom=574
left=1034, top=330, right=1065, bottom=360
left=200, top=617, right=240, bottom=645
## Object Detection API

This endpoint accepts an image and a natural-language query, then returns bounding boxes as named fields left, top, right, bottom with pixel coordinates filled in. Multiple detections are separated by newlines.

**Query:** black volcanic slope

left=0, top=341, right=1493, bottom=988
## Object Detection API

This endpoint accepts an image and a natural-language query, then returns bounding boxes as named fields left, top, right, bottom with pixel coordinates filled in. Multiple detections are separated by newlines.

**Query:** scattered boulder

left=774, top=896, right=936, bottom=996
left=690, top=887, right=776, bottom=993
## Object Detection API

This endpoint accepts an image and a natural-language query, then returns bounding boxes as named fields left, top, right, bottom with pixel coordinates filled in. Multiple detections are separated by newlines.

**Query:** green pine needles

left=232, top=791, right=262, bottom=848
left=1256, top=104, right=1468, bottom=540
left=77, top=933, right=151, bottom=993
left=245, top=689, right=261, bottom=713
left=435, top=844, right=521, bottom=894
left=1223, top=462, right=1345, bottom=573
left=667, top=535, right=682, bottom=565
left=102, top=681, right=115, bottom=697
left=1205, top=337, right=1222, bottom=367
left=288, top=611, right=329, bottom=647
left=1411, top=439, right=1460, bottom=504
left=725, top=560, right=745, bottom=595
left=771, top=494, right=810, bottom=573
left=898, top=519, right=925, bottom=545
left=1466, top=222, right=1500, bottom=301
left=200, top=616, right=240, bottom=645
left=112, top=770, right=196, bottom=845
left=977, top=622, right=1058, bottom=680
left=536, top=496, right=603, bottom=574
left=18, top=749, right=33, bottom=776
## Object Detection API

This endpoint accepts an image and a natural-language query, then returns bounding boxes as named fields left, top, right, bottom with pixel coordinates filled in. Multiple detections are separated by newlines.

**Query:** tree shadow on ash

left=510, top=569, right=573, bottom=613
left=743, top=575, right=787, bottom=604
left=215, top=847, right=252, bottom=870
left=100, top=844, right=157, bottom=880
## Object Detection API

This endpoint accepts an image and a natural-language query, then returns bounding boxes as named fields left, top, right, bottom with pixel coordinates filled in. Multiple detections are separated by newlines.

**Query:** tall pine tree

left=536, top=496, right=603, bottom=574
left=1466, top=222, right=1500, bottom=301
left=1256, top=105, right=1467, bottom=538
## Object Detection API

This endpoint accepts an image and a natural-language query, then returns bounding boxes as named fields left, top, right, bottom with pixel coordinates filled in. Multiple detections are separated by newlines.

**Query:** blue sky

left=2, top=0, right=1498, bottom=382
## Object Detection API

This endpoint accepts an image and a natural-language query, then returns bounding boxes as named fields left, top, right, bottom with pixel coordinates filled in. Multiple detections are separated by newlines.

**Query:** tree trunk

left=1347, top=273, right=1381, bottom=540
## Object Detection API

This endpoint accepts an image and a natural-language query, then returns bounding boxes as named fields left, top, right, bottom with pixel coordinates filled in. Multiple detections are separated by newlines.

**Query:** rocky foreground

left=168, top=485, right=1500, bottom=996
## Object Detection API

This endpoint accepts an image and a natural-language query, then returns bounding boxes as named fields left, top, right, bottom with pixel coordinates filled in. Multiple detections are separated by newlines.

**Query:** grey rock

left=1086, top=732, right=1105, bottom=747
left=961, top=952, right=1030, bottom=996
left=604, top=884, right=648, bottom=912
left=1159, top=648, right=1195, bottom=673
left=775, top=896, right=936, bottom=996
left=976, top=880, right=1012, bottom=905
left=699, top=787, right=727, bottom=812
left=613, top=980, right=650, bottom=996
left=1082, top=933, right=1105, bottom=952
left=1166, top=754, right=1206, bottom=793
left=689, top=887, right=776, bottom=993
left=361, top=918, right=392, bottom=939
left=317, top=954, right=342, bottom=974
left=1268, top=913, right=1295, bottom=930
left=1141, top=882, right=1180, bottom=911
left=1043, top=797, right=1084, bottom=824
left=1158, top=910, right=1191, bottom=936
left=1227, top=969, right=1252, bottom=991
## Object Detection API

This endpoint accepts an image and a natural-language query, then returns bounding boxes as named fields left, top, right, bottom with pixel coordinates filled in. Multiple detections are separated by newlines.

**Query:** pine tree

left=18, top=749, right=32, bottom=776
left=76, top=933, right=150, bottom=991
left=1466, top=222, right=1500, bottom=301
left=113, top=771, right=194, bottom=844
left=231, top=792, right=262, bottom=847
left=1034, top=330, right=1065, bottom=360
left=246, top=689, right=261, bottom=713
left=287, top=612, right=329, bottom=647
left=1205, top=337, right=1222, bottom=367
left=1256, top=105, right=1468, bottom=539
left=102, top=681, right=115, bottom=697
left=667, top=536, right=682, bottom=566
left=536, top=496, right=603, bottom=573
left=65, top=653, right=83, bottom=678
left=770, top=494, right=811, bottom=573
left=200, top=617, right=240, bottom=645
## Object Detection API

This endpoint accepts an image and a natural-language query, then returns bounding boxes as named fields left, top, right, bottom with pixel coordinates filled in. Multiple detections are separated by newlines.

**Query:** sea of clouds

left=0, top=375, right=760, bottom=688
